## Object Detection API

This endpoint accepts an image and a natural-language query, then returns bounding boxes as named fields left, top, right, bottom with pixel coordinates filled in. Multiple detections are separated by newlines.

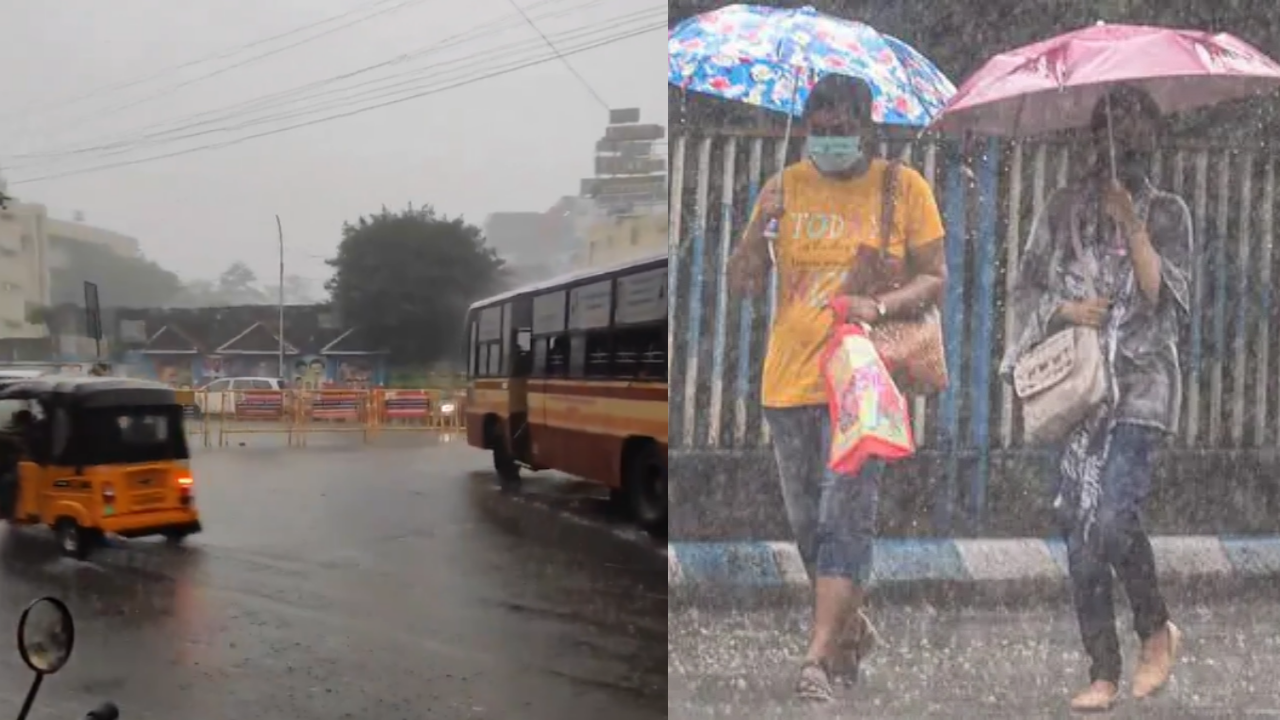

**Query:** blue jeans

left=764, top=406, right=884, bottom=585
left=1064, top=423, right=1170, bottom=684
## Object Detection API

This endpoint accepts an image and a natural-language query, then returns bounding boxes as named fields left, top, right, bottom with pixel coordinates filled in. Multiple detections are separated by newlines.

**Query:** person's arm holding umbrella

left=1101, top=181, right=1192, bottom=310
left=727, top=175, right=783, bottom=295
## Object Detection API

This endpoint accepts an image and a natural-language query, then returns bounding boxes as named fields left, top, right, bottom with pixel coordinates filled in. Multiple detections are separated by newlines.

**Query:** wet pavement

left=0, top=433, right=666, bottom=719
left=670, top=602, right=1280, bottom=718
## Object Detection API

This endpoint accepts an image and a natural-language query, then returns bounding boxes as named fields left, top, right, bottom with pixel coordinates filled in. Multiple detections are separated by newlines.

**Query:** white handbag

left=1012, top=218, right=1108, bottom=445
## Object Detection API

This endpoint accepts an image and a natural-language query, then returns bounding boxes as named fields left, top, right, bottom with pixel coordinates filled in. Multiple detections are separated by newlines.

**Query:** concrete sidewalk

left=670, top=601, right=1280, bottom=718
left=669, top=536, right=1280, bottom=609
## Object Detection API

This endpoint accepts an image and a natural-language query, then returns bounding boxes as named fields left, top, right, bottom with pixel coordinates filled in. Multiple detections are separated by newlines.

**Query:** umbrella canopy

left=668, top=4, right=955, bottom=126
left=933, top=22, right=1280, bottom=137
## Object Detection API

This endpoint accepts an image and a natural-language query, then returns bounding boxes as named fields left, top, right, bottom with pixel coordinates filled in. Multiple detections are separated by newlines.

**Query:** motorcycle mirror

left=16, top=596, right=74, bottom=675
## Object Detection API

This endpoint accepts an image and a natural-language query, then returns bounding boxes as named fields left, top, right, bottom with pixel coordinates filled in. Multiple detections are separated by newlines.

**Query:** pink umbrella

left=933, top=22, right=1280, bottom=137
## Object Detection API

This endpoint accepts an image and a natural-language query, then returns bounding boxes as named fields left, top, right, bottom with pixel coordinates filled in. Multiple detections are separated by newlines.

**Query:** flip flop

left=795, top=659, right=835, bottom=703
left=830, top=609, right=880, bottom=686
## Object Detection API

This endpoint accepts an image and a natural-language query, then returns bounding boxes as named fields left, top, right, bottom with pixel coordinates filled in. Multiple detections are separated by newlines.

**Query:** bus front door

left=505, top=327, right=535, bottom=466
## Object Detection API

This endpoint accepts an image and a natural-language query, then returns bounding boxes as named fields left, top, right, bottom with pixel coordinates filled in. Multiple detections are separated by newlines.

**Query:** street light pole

left=276, top=214, right=285, bottom=379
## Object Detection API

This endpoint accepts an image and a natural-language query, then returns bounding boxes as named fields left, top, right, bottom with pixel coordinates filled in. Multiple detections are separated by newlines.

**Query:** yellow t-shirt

left=757, top=158, right=945, bottom=408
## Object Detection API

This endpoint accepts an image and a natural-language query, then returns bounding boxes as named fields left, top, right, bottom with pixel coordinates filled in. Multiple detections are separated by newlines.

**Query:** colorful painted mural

left=336, top=358, right=376, bottom=389
left=201, top=356, right=226, bottom=381
left=222, top=357, right=278, bottom=380
left=291, top=355, right=329, bottom=390
left=46, top=306, right=394, bottom=388
left=151, top=357, right=195, bottom=387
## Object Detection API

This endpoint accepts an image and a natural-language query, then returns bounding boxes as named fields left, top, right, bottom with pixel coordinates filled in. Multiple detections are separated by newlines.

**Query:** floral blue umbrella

left=668, top=4, right=955, bottom=127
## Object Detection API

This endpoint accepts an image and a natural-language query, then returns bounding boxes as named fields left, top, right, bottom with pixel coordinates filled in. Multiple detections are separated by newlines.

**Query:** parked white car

left=194, top=377, right=286, bottom=416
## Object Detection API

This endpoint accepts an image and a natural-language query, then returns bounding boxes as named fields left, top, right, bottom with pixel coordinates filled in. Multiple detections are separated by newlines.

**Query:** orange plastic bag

left=821, top=300, right=916, bottom=476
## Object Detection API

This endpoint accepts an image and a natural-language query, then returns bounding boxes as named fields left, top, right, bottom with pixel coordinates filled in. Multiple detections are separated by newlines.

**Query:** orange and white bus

left=464, top=253, right=667, bottom=533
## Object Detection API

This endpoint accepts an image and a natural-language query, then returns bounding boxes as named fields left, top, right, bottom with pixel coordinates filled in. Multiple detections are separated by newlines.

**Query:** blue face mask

left=806, top=135, right=864, bottom=175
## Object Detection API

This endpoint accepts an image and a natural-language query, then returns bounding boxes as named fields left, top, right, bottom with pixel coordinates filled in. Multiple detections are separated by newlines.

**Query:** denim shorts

left=764, top=405, right=884, bottom=584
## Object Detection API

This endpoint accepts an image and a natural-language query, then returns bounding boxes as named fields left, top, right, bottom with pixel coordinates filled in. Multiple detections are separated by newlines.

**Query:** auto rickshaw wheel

left=54, top=519, right=94, bottom=561
left=163, top=530, right=189, bottom=546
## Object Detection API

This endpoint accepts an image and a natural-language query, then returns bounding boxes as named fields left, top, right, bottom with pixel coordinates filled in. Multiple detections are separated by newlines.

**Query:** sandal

left=795, top=659, right=835, bottom=703
left=830, top=609, right=880, bottom=686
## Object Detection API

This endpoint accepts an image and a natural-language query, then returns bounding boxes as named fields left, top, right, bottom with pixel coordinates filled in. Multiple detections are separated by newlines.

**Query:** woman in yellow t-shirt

left=727, top=74, right=947, bottom=703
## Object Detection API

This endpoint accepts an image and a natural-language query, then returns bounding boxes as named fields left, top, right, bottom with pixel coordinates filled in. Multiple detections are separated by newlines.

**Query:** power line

left=7, top=0, right=621, bottom=163
left=503, top=0, right=609, bottom=110
left=6, top=11, right=650, bottom=174
left=109, top=10, right=657, bottom=153
left=0, top=0, right=409, bottom=124
left=8, top=22, right=662, bottom=185
left=7, top=5, right=659, bottom=171
left=91, top=0, right=435, bottom=121
left=14, top=0, right=621, bottom=162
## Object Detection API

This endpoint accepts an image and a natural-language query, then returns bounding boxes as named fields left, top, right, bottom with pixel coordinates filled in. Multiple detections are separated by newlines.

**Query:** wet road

left=0, top=433, right=666, bottom=719
left=670, top=602, right=1280, bottom=718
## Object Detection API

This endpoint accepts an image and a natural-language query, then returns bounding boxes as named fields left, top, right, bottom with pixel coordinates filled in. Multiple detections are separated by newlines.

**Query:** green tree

left=49, top=237, right=184, bottom=308
left=326, top=205, right=506, bottom=363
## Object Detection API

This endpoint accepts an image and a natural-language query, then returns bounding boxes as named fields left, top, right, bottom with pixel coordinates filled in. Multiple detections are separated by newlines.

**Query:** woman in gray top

left=1001, top=86, right=1193, bottom=712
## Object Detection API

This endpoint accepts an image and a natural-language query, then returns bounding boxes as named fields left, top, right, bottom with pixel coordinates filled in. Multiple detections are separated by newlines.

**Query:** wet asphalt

left=670, top=602, right=1280, bottom=718
left=0, top=432, right=666, bottom=719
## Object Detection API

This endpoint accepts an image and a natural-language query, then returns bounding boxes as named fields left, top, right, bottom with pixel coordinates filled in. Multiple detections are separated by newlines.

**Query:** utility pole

left=276, top=214, right=285, bottom=380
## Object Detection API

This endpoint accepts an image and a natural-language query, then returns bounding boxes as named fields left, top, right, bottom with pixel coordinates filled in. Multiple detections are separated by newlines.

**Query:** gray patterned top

left=1000, top=178, right=1194, bottom=435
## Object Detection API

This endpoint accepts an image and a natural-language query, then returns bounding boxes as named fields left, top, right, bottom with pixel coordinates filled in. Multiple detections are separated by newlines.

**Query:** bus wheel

left=626, top=443, right=667, bottom=537
left=490, top=422, right=522, bottom=492
left=608, top=489, right=630, bottom=518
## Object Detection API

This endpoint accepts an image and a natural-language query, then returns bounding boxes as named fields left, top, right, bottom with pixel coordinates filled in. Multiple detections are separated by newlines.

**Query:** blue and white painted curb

left=669, top=536, right=1280, bottom=605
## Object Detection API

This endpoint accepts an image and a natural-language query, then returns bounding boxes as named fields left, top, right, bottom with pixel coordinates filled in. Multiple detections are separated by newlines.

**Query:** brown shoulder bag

left=860, top=160, right=949, bottom=394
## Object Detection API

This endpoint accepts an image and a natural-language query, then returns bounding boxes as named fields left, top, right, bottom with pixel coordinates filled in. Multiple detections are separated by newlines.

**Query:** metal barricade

left=292, top=389, right=372, bottom=445
left=213, top=389, right=297, bottom=446
left=174, top=389, right=210, bottom=448
left=370, top=389, right=466, bottom=433
left=176, top=387, right=468, bottom=447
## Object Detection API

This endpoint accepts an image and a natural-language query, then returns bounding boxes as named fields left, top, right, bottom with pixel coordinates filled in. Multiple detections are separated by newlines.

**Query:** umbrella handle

left=779, top=66, right=805, bottom=208
left=1105, top=92, right=1118, bottom=182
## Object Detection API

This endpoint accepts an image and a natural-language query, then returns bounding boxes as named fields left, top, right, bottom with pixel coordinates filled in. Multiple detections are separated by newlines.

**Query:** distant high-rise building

left=0, top=203, right=144, bottom=340
left=580, top=108, right=667, bottom=218
left=577, top=109, right=668, bottom=268
left=0, top=202, right=51, bottom=339
left=483, top=199, right=592, bottom=287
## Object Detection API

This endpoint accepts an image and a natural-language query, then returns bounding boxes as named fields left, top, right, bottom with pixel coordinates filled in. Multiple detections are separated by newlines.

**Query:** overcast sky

left=0, top=0, right=664, bottom=284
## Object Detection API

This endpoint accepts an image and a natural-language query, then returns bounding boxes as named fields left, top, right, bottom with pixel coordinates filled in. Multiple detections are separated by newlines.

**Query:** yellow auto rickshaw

left=0, top=376, right=202, bottom=559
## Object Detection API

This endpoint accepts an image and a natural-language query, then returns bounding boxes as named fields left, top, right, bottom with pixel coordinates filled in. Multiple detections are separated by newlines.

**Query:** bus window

left=569, top=334, right=588, bottom=377
left=468, top=321, right=479, bottom=377
left=487, top=346, right=502, bottom=376
left=547, top=336, right=569, bottom=377
left=533, top=337, right=550, bottom=377
left=474, top=305, right=503, bottom=378
left=614, top=324, right=665, bottom=381
left=642, top=343, right=667, bottom=381
left=585, top=331, right=612, bottom=377
left=511, top=328, right=533, bottom=377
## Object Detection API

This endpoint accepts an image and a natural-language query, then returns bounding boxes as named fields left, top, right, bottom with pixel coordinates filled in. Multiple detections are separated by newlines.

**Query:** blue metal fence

left=670, top=131, right=1280, bottom=462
